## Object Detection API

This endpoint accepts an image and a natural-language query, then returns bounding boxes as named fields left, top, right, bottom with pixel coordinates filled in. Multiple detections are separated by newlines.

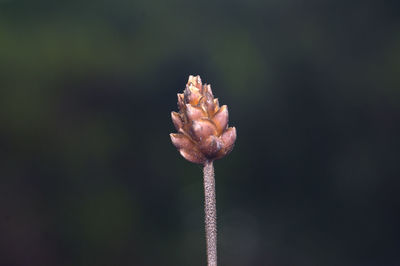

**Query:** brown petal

left=213, top=98, right=219, bottom=108
left=184, top=84, right=202, bottom=105
left=171, top=112, right=183, bottom=131
left=200, top=135, right=223, bottom=158
left=188, top=84, right=200, bottom=94
left=170, top=133, right=195, bottom=151
left=186, top=104, right=205, bottom=121
left=205, top=84, right=213, bottom=95
left=212, top=105, right=229, bottom=133
left=183, top=86, right=191, bottom=103
left=177, top=93, right=185, bottom=110
left=178, top=127, right=196, bottom=141
left=190, top=119, right=217, bottom=141
left=188, top=75, right=202, bottom=90
left=204, top=91, right=215, bottom=115
left=179, top=148, right=206, bottom=164
left=221, top=127, right=236, bottom=153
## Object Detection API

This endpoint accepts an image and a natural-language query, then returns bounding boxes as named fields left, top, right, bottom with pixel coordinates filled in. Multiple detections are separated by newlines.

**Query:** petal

left=179, top=148, right=206, bottom=164
left=186, top=104, right=205, bottom=121
left=213, top=98, right=219, bottom=108
left=212, top=105, right=229, bottom=133
left=200, top=135, right=223, bottom=158
left=177, top=93, right=185, bottom=110
left=184, top=84, right=202, bottom=105
left=190, top=119, right=217, bottom=141
left=208, top=84, right=213, bottom=94
left=188, top=75, right=202, bottom=90
left=204, top=91, right=215, bottom=115
left=221, top=127, right=236, bottom=153
left=170, top=133, right=195, bottom=151
left=171, top=111, right=183, bottom=131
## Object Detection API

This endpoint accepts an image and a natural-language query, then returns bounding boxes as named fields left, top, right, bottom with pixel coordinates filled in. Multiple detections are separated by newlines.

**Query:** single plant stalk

left=203, top=160, right=217, bottom=266
left=170, top=75, right=236, bottom=266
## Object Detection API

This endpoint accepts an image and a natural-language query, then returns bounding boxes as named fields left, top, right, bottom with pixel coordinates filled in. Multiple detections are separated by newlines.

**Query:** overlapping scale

left=170, top=75, right=237, bottom=164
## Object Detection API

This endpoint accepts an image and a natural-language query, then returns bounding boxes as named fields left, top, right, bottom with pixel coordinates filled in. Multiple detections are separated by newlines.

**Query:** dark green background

left=1, top=0, right=399, bottom=265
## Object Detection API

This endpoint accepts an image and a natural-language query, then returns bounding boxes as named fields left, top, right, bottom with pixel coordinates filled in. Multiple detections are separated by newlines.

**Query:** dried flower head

left=170, top=75, right=237, bottom=164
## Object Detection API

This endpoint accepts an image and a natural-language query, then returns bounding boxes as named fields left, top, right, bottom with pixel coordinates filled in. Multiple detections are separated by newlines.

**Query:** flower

left=170, top=75, right=236, bottom=164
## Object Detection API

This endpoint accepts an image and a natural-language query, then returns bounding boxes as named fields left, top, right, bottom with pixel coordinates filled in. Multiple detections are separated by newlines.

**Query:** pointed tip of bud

left=179, top=148, right=206, bottom=164
left=184, top=83, right=202, bottom=105
left=221, top=127, right=236, bottom=154
left=177, top=93, right=185, bottom=108
left=206, top=84, right=213, bottom=95
left=171, top=111, right=183, bottom=131
left=188, top=75, right=202, bottom=90
left=170, top=133, right=195, bottom=151
left=212, top=105, right=229, bottom=133
left=213, top=98, right=220, bottom=113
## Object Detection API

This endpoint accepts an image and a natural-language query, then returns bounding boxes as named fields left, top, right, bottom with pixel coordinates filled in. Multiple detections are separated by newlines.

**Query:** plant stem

left=203, top=160, right=217, bottom=266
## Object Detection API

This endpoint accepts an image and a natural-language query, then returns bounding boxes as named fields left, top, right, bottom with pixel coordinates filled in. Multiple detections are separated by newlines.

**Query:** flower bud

left=171, top=75, right=237, bottom=164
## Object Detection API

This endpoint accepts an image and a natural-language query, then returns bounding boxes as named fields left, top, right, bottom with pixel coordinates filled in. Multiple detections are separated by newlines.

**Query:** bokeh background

left=1, top=0, right=400, bottom=265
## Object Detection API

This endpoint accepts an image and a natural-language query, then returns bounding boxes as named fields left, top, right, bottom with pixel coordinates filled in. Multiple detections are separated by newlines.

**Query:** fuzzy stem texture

left=203, top=160, right=217, bottom=266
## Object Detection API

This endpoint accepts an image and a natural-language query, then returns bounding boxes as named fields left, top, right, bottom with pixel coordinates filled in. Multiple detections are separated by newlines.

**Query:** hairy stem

left=203, top=160, right=217, bottom=266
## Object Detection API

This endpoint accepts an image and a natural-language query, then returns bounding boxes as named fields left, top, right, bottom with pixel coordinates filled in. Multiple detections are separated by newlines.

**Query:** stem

left=203, top=160, right=217, bottom=266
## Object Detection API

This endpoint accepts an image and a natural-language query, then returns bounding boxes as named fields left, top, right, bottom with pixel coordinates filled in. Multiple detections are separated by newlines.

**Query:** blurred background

left=1, top=0, right=400, bottom=265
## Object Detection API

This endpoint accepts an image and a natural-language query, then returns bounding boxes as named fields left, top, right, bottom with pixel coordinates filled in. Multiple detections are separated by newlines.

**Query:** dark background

left=1, top=0, right=400, bottom=265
